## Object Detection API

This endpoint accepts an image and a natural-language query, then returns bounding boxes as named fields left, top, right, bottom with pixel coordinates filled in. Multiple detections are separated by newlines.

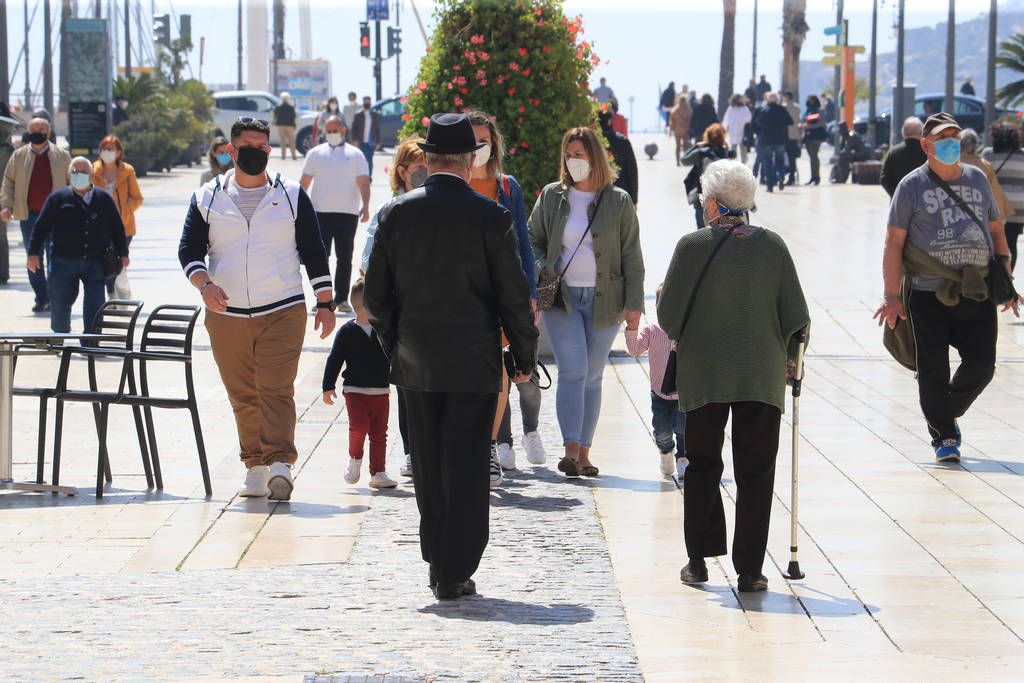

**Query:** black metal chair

left=13, top=300, right=149, bottom=489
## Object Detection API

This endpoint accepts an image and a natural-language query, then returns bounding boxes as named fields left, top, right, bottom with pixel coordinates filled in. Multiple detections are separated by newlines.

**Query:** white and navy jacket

left=178, top=171, right=331, bottom=317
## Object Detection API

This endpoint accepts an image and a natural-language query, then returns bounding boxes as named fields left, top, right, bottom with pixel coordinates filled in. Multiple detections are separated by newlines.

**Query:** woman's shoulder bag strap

left=673, top=226, right=736, bottom=340
left=557, top=187, right=606, bottom=280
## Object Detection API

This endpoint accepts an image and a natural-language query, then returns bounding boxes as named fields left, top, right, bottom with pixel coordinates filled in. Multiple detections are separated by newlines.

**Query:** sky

left=3, top=0, right=1007, bottom=130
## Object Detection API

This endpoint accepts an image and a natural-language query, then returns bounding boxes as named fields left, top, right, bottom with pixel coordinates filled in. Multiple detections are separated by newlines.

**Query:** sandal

left=578, top=462, right=599, bottom=477
left=557, top=456, right=579, bottom=477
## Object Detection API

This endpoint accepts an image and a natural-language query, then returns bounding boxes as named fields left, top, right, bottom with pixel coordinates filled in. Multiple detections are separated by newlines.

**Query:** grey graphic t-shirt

left=888, top=164, right=1000, bottom=292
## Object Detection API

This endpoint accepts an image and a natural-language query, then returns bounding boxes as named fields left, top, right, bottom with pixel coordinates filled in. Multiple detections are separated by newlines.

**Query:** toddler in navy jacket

left=322, top=280, right=396, bottom=489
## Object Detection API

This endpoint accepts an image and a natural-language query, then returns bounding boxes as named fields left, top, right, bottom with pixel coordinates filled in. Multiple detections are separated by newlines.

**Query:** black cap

left=923, top=112, right=962, bottom=137
left=417, top=113, right=487, bottom=155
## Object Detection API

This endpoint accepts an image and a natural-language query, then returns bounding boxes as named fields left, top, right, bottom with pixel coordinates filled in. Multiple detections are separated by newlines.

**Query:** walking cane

left=785, top=324, right=809, bottom=581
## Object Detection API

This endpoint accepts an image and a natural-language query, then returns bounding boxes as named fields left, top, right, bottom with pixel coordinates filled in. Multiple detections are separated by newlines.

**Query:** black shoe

left=429, top=566, right=436, bottom=589
left=680, top=559, right=708, bottom=584
left=737, top=573, right=768, bottom=592
left=433, top=579, right=477, bottom=600
left=31, top=302, right=48, bottom=313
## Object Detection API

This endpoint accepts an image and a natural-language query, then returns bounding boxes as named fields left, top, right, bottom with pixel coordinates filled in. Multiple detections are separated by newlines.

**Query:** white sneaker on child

left=675, top=456, right=689, bottom=480
left=345, top=457, right=362, bottom=485
left=497, top=442, right=517, bottom=471
left=369, top=471, right=397, bottom=489
left=400, top=454, right=413, bottom=477
left=524, top=431, right=546, bottom=464
left=659, top=451, right=675, bottom=477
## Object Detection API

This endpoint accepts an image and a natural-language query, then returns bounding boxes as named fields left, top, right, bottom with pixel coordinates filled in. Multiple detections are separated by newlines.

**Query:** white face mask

left=473, top=144, right=491, bottom=168
left=326, top=133, right=344, bottom=147
left=566, top=157, right=591, bottom=183
left=100, top=149, right=117, bottom=164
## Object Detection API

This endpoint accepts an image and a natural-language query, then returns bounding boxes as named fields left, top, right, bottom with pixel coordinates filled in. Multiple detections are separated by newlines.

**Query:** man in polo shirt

left=875, top=112, right=1020, bottom=464
left=0, top=117, right=71, bottom=312
left=179, top=117, right=335, bottom=501
left=301, top=115, right=371, bottom=313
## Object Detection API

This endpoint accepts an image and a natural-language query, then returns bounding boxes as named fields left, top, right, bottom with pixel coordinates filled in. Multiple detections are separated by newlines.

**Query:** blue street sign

left=823, top=25, right=842, bottom=36
left=367, top=0, right=389, bottom=21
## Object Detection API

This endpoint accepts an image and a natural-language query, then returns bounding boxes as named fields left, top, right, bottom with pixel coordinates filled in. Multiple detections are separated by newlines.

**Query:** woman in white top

left=722, top=94, right=753, bottom=164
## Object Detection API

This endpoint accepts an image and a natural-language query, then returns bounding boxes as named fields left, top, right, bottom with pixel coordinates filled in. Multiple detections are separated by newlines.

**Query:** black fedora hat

left=417, top=113, right=487, bottom=154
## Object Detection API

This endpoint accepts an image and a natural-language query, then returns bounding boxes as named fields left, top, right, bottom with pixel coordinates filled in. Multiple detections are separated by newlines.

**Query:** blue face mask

left=70, top=172, right=91, bottom=191
left=933, top=137, right=961, bottom=166
left=215, top=152, right=232, bottom=167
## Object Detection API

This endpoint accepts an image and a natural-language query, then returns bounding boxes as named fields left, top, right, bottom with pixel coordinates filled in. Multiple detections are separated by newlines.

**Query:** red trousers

left=343, top=392, right=390, bottom=474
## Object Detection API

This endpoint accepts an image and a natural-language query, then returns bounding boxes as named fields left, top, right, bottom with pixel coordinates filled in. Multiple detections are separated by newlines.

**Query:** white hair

left=902, top=116, right=924, bottom=139
left=765, top=92, right=779, bottom=104
left=701, top=159, right=757, bottom=212
left=69, top=156, right=91, bottom=172
left=425, top=151, right=473, bottom=171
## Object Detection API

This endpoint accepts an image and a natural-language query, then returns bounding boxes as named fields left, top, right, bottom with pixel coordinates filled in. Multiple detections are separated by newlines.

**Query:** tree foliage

left=996, top=34, right=1024, bottom=108
left=401, top=0, right=600, bottom=197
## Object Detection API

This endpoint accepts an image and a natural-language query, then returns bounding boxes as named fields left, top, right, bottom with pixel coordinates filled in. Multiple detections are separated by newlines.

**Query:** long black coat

left=363, top=173, right=538, bottom=394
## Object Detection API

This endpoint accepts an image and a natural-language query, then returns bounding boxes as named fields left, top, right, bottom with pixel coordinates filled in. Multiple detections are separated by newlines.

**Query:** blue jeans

left=762, top=144, right=788, bottom=189
left=541, top=287, right=620, bottom=448
left=47, top=256, right=106, bottom=333
left=359, top=142, right=375, bottom=178
left=652, top=392, right=686, bottom=454
left=21, top=212, right=47, bottom=306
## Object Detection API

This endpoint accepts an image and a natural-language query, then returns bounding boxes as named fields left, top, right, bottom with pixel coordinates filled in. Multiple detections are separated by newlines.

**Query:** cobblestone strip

left=0, top=378, right=643, bottom=682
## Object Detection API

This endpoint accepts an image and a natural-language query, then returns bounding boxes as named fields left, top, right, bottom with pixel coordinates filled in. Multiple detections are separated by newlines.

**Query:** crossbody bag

left=926, top=168, right=1017, bottom=305
left=536, top=189, right=605, bottom=310
left=661, top=225, right=739, bottom=395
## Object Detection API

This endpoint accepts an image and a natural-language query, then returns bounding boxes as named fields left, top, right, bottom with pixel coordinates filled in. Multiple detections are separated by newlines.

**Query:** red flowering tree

left=400, top=0, right=600, bottom=197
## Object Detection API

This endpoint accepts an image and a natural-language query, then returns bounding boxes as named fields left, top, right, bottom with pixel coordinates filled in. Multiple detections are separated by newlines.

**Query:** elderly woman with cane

left=658, top=159, right=809, bottom=593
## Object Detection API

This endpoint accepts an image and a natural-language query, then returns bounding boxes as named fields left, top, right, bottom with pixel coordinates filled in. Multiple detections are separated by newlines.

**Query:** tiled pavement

left=2, top=136, right=1024, bottom=680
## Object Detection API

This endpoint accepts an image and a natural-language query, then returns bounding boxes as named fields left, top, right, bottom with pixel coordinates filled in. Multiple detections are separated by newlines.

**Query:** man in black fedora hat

left=364, top=113, right=538, bottom=600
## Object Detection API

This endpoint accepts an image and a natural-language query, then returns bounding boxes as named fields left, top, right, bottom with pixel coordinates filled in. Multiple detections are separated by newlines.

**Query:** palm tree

left=718, top=0, right=736, bottom=118
left=781, top=0, right=809, bottom=99
left=996, top=33, right=1024, bottom=107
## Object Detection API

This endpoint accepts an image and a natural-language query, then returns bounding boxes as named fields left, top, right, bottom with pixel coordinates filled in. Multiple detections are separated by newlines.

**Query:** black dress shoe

left=429, top=567, right=436, bottom=589
left=31, top=302, right=48, bottom=313
left=737, top=573, right=768, bottom=592
left=433, top=579, right=477, bottom=600
left=679, top=559, right=708, bottom=584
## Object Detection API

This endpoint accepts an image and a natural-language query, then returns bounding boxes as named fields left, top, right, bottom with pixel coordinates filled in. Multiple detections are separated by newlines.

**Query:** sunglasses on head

left=236, top=116, right=270, bottom=129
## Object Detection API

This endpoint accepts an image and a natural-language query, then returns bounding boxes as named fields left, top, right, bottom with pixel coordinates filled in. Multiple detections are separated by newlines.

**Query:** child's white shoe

left=345, top=457, right=362, bottom=485
left=675, top=456, right=689, bottom=480
left=369, top=471, right=398, bottom=489
left=659, top=451, right=675, bottom=476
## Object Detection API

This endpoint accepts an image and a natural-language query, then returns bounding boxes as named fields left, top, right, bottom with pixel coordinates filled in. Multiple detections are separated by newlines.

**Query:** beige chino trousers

left=205, top=304, right=306, bottom=468
left=277, top=126, right=297, bottom=159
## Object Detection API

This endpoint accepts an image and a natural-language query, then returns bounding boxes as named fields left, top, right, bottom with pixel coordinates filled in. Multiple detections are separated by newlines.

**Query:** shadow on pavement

left=420, top=597, right=595, bottom=625
left=489, top=487, right=583, bottom=511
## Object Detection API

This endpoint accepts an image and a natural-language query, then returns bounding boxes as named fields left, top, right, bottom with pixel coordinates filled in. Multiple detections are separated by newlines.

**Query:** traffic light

left=179, top=14, right=192, bottom=47
left=360, top=22, right=371, bottom=58
left=387, top=26, right=402, bottom=58
left=153, top=14, right=171, bottom=48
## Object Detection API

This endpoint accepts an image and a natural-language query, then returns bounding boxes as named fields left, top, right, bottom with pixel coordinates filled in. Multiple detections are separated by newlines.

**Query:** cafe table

left=0, top=332, right=120, bottom=495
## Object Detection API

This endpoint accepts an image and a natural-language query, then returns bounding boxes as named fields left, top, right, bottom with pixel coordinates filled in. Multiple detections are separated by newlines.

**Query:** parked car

left=372, top=97, right=406, bottom=149
left=830, top=94, right=1018, bottom=143
left=212, top=90, right=319, bottom=155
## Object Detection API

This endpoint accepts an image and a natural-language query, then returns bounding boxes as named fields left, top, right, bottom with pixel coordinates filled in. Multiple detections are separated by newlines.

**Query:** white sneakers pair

left=496, top=432, right=548, bottom=472
left=239, top=462, right=294, bottom=501
left=658, top=451, right=689, bottom=480
left=345, top=457, right=397, bottom=489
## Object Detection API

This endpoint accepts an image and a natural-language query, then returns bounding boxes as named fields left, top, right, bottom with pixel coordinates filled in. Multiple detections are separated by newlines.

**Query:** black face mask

left=235, top=146, right=269, bottom=176
left=28, top=132, right=47, bottom=145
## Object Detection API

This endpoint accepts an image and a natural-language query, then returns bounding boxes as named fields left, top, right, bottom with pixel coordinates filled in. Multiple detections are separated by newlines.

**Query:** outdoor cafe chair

left=52, top=305, right=211, bottom=498
left=12, top=300, right=152, bottom=490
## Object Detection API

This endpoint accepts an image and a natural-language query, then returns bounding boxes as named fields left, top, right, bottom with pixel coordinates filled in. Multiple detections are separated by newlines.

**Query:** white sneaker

left=524, top=431, right=547, bottom=464
left=660, top=451, right=676, bottom=477
left=497, top=442, right=517, bottom=471
left=369, top=471, right=398, bottom=489
left=239, top=465, right=269, bottom=497
left=489, top=444, right=503, bottom=489
left=266, top=462, right=294, bottom=501
left=676, top=456, right=689, bottom=480
left=400, top=454, right=413, bottom=477
left=345, top=457, right=362, bottom=485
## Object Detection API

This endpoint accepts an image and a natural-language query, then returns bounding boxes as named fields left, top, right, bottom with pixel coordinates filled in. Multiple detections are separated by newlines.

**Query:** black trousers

left=396, top=386, right=411, bottom=455
left=317, top=212, right=359, bottom=304
left=404, top=389, right=497, bottom=583
left=1006, top=222, right=1022, bottom=270
left=805, top=140, right=822, bottom=182
left=908, top=290, right=997, bottom=445
left=683, top=401, right=781, bottom=576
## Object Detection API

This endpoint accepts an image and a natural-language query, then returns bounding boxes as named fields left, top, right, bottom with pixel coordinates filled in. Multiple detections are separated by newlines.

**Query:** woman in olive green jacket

left=529, top=127, right=645, bottom=478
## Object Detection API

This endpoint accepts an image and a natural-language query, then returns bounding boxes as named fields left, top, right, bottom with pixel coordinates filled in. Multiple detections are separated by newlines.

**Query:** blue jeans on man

left=359, top=142, right=375, bottom=178
left=762, top=144, right=789, bottom=191
left=21, top=211, right=47, bottom=307
left=651, top=391, right=686, bottom=454
left=47, top=256, right=106, bottom=333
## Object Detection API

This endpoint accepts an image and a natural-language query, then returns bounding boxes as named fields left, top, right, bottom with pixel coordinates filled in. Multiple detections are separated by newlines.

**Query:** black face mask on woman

left=235, top=146, right=269, bottom=176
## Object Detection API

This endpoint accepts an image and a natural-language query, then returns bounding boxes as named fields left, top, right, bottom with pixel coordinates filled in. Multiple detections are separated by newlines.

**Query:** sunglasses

left=236, top=116, right=270, bottom=129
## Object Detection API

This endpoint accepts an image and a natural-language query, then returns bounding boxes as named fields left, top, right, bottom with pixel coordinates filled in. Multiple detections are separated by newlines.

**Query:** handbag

left=101, top=245, right=123, bottom=277
left=926, top=168, right=1018, bottom=305
left=660, top=225, right=738, bottom=395
left=503, top=349, right=552, bottom=390
left=536, top=189, right=605, bottom=310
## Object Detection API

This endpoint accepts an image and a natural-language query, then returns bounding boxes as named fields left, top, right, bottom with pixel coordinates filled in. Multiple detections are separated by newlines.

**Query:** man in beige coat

left=0, top=117, right=71, bottom=312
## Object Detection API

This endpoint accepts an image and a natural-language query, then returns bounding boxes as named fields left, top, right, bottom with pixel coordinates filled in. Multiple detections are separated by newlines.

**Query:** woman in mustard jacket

left=92, top=134, right=143, bottom=299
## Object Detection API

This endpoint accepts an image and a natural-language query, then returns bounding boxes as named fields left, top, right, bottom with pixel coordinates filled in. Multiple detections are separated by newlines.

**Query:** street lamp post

left=894, top=0, right=905, bottom=145
left=869, top=0, right=878, bottom=147
left=236, top=0, right=243, bottom=89
left=986, top=0, right=997, bottom=143
left=944, top=0, right=955, bottom=115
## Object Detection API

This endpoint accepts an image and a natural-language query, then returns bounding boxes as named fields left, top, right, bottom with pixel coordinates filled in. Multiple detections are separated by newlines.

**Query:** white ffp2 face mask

left=326, top=133, right=344, bottom=147
left=473, top=144, right=491, bottom=168
left=100, top=149, right=117, bottom=164
left=566, top=157, right=591, bottom=183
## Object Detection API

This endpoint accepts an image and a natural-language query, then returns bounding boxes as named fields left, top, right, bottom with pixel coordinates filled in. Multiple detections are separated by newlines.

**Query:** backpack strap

left=502, top=174, right=511, bottom=197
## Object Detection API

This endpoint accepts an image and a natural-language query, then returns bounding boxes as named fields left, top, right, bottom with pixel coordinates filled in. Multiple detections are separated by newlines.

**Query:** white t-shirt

left=301, top=142, right=369, bottom=215
left=560, top=188, right=597, bottom=287
left=722, top=106, right=752, bottom=146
